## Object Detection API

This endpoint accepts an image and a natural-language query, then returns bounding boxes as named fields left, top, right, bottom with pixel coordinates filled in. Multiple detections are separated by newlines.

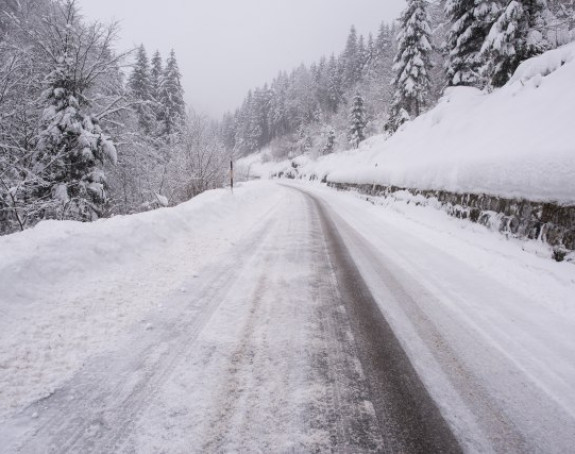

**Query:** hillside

left=241, top=43, right=575, bottom=205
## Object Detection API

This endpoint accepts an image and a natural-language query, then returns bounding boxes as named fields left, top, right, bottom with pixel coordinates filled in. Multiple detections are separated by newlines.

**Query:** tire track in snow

left=325, top=200, right=555, bottom=453
left=196, top=201, right=319, bottom=453
left=294, top=186, right=463, bottom=453
left=199, top=274, right=271, bottom=453
left=193, top=192, right=386, bottom=453
left=308, top=201, right=387, bottom=454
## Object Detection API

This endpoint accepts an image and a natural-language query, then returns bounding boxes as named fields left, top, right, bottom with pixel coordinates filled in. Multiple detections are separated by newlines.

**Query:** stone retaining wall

left=327, top=182, right=575, bottom=261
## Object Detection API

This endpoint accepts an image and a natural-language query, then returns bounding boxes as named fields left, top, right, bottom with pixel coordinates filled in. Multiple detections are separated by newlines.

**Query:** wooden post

left=230, top=160, right=234, bottom=193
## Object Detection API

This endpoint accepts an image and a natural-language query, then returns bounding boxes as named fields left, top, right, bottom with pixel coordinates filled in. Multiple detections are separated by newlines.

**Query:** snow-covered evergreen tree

left=220, top=112, right=237, bottom=152
left=548, top=0, right=575, bottom=46
left=128, top=45, right=152, bottom=100
left=158, top=49, right=185, bottom=137
left=385, top=95, right=411, bottom=134
left=357, top=34, right=368, bottom=74
left=312, top=56, right=331, bottom=114
left=365, top=34, right=376, bottom=73
left=150, top=50, right=163, bottom=101
left=342, top=26, right=361, bottom=89
left=128, top=45, right=154, bottom=132
left=388, top=0, right=433, bottom=129
left=349, top=93, right=366, bottom=148
left=445, top=0, right=502, bottom=86
left=366, top=23, right=396, bottom=114
left=148, top=50, right=165, bottom=133
left=427, top=1, right=450, bottom=101
left=481, top=0, right=549, bottom=87
left=34, top=2, right=118, bottom=221
left=234, top=91, right=255, bottom=155
left=268, top=72, right=289, bottom=138
left=327, top=54, right=344, bottom=113
left=322, top=129, right=336, bottom=154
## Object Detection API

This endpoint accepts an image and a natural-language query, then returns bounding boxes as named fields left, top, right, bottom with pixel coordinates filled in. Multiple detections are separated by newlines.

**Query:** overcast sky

left=79, top=0, right=406, bottom=118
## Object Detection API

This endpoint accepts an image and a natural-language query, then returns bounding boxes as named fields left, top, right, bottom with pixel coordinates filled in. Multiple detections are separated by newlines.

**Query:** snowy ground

left=1, top=181, right=574, bottom=452
left=0, top=185, right=286, bottom=420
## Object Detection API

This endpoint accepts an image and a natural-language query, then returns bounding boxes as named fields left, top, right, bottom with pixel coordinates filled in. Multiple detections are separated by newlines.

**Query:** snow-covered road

left=1, top=181, right=574, bottom=453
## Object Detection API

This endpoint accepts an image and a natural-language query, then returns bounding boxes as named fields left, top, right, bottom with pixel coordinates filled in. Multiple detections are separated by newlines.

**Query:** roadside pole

left=230, top=160, right=234, bottom=194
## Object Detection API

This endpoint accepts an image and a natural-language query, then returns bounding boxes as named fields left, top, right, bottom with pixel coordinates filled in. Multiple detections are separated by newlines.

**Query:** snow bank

left=1, top=188, right=235, bottom=306
left=0, top=182, right=284, bottom=418
left=243, top=43, right=575, bottom=204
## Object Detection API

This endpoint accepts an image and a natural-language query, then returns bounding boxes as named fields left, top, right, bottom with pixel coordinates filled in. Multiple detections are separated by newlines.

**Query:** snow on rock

left=243, top=42, right=575, bottom=204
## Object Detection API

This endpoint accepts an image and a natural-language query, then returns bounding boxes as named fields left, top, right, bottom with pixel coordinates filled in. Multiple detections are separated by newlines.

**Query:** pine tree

left=158, top=49, right=185, bottom=137
left=322, top=129, right=336, bottom=154
left=481, top=0, right=549, bottom=87
left=234, top=91, right=255, bottom=155
left=357, top=34, right=368, bottom=74
left=368, top=23, right=396, bottom=112
left=349, top=93, right=366, bottom=148
left=394, top=0, right=433, bottom=116
left=386, top=0, right=432, bottom=133
left=445, top=0, right=502, bottom=86
left=342, top=26, right=361, bottom=89
left=34, top=2, right=117, bottom=221
left=365, top=34, right=376, bottom=74
left=150, top=50, right=163, bottom=101
left=128, top=45, right=154, bottom=132
left=556, top=0, right=575, bottom=31
left=549, top=0, right=575, bottom=46
left=376, top=23, right=395, bottom=59
left=220, top=112, right=236, bottom=152
left=250, top=86, right=271, bottom=148
left=128, top=45, right=152, bottom=100
left=327, top=54, right=344, bottom=113
left=385, top=95, right=412, bottom=134
left=313, top=56, right=330, bottom=113
left=148, top=50, right=164, bottom=132
left=269, top=72, right=289, bottom=138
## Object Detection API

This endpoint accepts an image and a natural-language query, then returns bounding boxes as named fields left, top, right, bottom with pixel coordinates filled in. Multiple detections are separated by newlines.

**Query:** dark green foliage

left=481, top=0, right=549, bottom=87
left=158, top=49, right=186, bottom=137
left=445, top=0, right=501, bottom=87
left=387, top=0, right=433, bottom=133
left=128, top=45, right=155, bottom=133
left=349, top=93, right=366, bottom=148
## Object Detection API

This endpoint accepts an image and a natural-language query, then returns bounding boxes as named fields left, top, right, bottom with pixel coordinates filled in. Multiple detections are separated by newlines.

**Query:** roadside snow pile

left=242, top=43, right=575, bottom=204
left=0, top=188, right=239, bottom=307
left=0, top=182, right=283, bottom=419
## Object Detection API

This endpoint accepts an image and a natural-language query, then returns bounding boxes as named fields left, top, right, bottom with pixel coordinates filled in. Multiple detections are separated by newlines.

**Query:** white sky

left=79, top=0, right=406, bottom=117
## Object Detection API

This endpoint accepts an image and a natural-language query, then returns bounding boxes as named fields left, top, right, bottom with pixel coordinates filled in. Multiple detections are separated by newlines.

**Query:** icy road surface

left=1, top=182, right=574, bottom=453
